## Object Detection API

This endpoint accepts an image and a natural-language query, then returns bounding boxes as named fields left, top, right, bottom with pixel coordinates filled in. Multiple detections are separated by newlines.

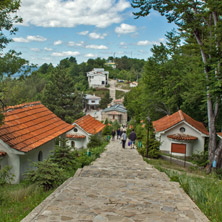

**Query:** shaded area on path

left=22, top=140, right=209, bottom=222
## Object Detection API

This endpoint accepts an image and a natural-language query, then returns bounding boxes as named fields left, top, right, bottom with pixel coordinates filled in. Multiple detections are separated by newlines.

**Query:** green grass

left=0, top=184, right=54, bottom=222
left=115, top=90, right=126, bottom=99
left=0, top=140, right=109, bottom=222
left=144, top=158, right=222, bottom=222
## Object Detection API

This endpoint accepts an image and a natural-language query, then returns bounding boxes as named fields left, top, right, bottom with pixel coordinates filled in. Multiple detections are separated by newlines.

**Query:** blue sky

left=5, top=0, right=176, bottom=66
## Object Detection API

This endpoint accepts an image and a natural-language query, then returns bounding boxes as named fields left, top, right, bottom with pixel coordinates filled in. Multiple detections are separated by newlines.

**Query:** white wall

left=87, top=99, right=100, bottom=105
left=88, top=74, right=107, bottom=88
left=156, top=122, right=206, bottom=156
left=19, top=140, right=55, bottom=180
left=66, top=125, right=90, bottom=149
left=0, top=139, right=24, bottom=183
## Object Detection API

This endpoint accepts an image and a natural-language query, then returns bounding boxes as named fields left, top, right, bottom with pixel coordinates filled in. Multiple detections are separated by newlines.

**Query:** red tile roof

left=0, top=151, right=7, bottom=157
left=167, top=134, right=198, bottom=141
left=217, top=133, right=222, bottom=138
left=153, top=110, right=208, bottom=135
left=66, top=134, right=86, bottom=139
left=0, top=101, right=74, bottom=152
left=74, top=114, right=105, bottom=134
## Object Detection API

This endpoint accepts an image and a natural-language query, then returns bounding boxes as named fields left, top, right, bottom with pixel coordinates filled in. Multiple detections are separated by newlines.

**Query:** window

left=180, top=127, right=186, bottom=133
left=102, top=81, right=105, bottom=84
left=74, top=128, right=78, bottom=132
left=71, top=141, right=75, bottom=148
left=38, top=151, right=43, bottom=161
left=91, top=100, right=95, bottom=103
left=113, top=115, right=115, bottom=120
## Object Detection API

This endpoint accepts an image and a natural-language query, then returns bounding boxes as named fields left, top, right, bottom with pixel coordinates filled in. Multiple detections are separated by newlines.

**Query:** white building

left=66, top=114, right=105, bottom=149
left=153, top=110, right=209, bottom=157
left=129, top=81, right=138, bottom=88
left=87, top=68, right=109, bottom=88
left=0, top=101, right=74, bottom=183
left=85, top=94, right=101, bottom=110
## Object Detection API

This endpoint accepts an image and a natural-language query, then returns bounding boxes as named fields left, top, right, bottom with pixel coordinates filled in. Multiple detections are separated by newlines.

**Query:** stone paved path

left=22, top=140, right=209, bottom=222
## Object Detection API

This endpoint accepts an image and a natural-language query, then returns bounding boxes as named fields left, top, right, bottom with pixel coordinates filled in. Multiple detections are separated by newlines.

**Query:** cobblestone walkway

left=22, top=140, right=209, bottom=222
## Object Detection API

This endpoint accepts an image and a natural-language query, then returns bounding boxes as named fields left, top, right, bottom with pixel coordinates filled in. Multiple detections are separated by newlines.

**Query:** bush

left=0, top=166, right=14, bottom=185
left=50, top=141, right=79, bottom=171
left=102, top=124, right=112, bottom=135
left=24, top=160, right=65, bottom=191
left=87, top=134, right=103, bottom=148
left=190, top=151, right=209, bottom=167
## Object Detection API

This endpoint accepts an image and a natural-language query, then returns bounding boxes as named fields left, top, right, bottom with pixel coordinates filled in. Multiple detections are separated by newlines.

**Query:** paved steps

left=22, top=140, right=209, bottom=222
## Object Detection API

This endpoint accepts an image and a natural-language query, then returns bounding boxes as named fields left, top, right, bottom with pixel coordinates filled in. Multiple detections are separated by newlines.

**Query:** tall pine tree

left=42, top=68, right=84, bottom=123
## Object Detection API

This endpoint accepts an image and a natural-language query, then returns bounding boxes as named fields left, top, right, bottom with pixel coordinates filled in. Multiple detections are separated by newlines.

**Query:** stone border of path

left=21, top=168, right=83, bottom=222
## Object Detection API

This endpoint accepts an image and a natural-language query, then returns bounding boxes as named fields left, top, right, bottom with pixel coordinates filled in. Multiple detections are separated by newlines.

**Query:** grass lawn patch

left=116, top=90, right=126, bottom=99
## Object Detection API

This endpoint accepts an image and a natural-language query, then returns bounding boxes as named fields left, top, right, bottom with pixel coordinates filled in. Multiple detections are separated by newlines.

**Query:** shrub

left=24, top=160, right=65, bottom=191
left=190, top=151, right=209, bottom=167
left=50, top=141, right=78, bottom=171
left=87, top=134, right=103, bottom=148
left=0, top=166, right=14, bottom=185
left=102, top=124, right=112, bottom=135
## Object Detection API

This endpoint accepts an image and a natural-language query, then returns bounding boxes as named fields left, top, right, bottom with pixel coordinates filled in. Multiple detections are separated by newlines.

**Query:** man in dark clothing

left=129, top=129, right=136, bottom=149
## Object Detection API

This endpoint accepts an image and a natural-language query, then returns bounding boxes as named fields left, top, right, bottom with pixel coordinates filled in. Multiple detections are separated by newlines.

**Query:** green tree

left=132, top=0, right=222, bottom=171
left=42, top=68, right=84, bottom=123
left=99, top=92, right=112, bottom=109
left=0, top=0, right=22, bottom=125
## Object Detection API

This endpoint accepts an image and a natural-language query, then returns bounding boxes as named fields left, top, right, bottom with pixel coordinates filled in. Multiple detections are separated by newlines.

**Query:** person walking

left=111, top=129, right=116, bottom=140
left=117, top=128, right=121, bottom=139
left=129, top=129, right=136, bottom=149
left=121, top=130, right=127, bottom=149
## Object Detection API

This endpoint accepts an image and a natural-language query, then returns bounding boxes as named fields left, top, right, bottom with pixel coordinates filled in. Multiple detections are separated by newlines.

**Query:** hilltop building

left=87, top=68, right=109, bottom=88
left=84, top=94, right=101, bottom=110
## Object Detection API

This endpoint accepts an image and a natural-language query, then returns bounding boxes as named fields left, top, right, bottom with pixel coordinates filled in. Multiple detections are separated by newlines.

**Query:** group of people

left=111, top=126, right=137, bottom=149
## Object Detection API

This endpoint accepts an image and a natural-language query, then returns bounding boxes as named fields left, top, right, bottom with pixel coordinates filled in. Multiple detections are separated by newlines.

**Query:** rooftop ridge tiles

left=178, top=110, right=184, bottom=121
left=5, top=101, right=41, bottom=113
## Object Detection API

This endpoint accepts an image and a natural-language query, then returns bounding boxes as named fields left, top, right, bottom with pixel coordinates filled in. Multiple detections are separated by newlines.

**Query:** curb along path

left=22, top=140, right=209, bottom=222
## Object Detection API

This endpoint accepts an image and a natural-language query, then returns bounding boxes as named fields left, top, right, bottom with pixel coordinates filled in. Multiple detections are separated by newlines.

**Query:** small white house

left=0, top=101, right=74, bottom=183
left=66, top=114, right=105, bottom=149
left=87, top=68, right=109, bottom=88
left=153, top=110, right=208, bottom=157
left=129, top=81, right=138, bottom=88
left=85, top=94, right=101, bottom=110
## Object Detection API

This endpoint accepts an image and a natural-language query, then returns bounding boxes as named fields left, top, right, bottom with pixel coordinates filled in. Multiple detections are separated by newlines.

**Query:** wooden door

left=171, top=143, right=186, bottom=154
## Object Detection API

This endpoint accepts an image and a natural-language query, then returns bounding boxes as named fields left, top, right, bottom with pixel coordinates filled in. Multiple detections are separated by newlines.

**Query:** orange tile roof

left=167, top=134, right=198, bottom=141
left=153, top=110, right=208, bottom=135
left=66, top=134, right=86, bottom=139
left=0, top=101, right=74, bottom=152
left=74, top=114, right=105, bottom=134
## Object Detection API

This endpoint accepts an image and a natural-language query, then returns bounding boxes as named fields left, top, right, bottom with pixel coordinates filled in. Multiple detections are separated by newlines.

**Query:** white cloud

left=27, top=35, right=47, bottom=42
left=84, top=53, right=96, bottom=58
left=137, top=40, right=161, bottom=46
left=18, top=0, right=130, bottom=28
left=13, top=37, right=29, bottom=43
left=13, top=35, right=47, bottom=43
left=120, top=41, right=127, bottom=46
left=159, top=38, right=165, bottom=42
left=30, top=48, right=40, bottom=52
left=68, top=41, right=84, bottom=47
left=115, top=23, right=136, bottom=34
left=54, top=40, right=62, bottom=45
left=89, top=32, right=107, bottom=39
left=78, top=31, right=89, bottom=35
left=44, top=47, right=53, bottom=51
left=51, top=51, right=80, bottom=57
left=85, top=44, right=108, bottom=50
